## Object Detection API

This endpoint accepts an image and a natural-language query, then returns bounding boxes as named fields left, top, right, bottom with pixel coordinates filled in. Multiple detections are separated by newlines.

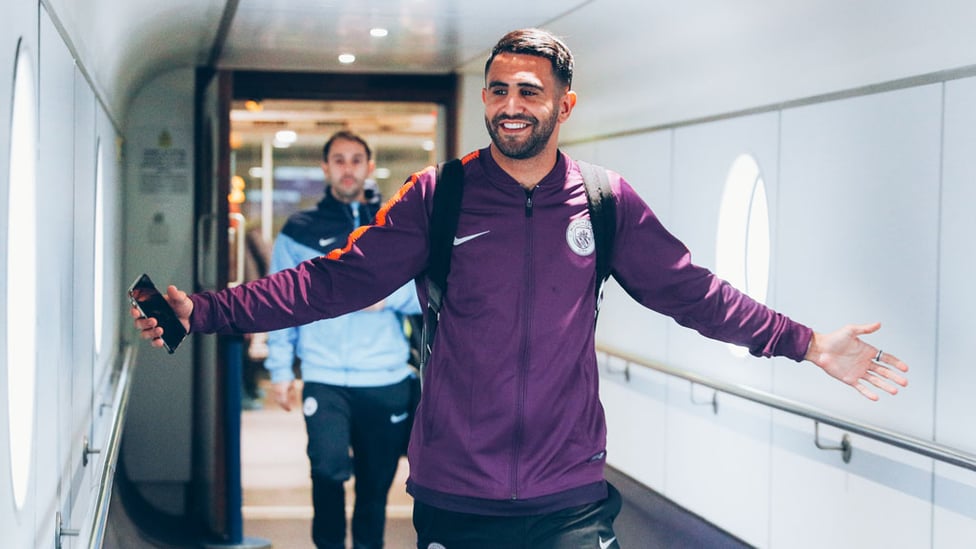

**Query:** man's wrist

left=804, top=332, right=820, bottom=363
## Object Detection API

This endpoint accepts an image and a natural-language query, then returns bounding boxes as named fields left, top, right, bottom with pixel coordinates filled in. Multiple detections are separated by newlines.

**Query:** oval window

left=6, top=41, right=38, bottom=510
left=716, top=154, right=770, bottom=357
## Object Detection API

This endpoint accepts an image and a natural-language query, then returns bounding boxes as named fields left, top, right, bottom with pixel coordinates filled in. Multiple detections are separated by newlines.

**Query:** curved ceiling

left=42, top=0, right=976, bottom=138
left=45, top=0, right=595, bottom=125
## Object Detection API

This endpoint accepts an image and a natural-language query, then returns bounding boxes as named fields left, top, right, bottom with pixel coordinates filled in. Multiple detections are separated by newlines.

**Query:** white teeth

left=502, top=122, right=528, bottom=129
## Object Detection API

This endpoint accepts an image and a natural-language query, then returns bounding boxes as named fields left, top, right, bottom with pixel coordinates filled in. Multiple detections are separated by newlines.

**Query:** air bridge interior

left=1, top=1, right=975, bottom=548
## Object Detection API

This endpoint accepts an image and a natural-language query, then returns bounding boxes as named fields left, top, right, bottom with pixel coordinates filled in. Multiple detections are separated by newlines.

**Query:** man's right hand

left=130, top=285, right=192, bottom=349
left=272, top=380, right=299, bottom=411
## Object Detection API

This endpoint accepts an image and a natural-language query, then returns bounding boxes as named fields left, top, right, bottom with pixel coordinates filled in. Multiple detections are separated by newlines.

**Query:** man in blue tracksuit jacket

left=264, top=131, right=421, bottom=549
left=136, top=29, right=910, bottom=549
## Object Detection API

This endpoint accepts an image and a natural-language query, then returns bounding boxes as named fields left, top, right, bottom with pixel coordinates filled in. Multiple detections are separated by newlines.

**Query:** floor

left=240, top=380, right=416, bottom=549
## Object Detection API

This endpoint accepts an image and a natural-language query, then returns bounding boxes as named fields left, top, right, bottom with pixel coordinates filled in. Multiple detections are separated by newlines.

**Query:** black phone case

left=128, top=273, right=187, bottom=353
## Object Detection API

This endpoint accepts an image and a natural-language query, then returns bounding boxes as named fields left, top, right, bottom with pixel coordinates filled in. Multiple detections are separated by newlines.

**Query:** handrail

left=87, top=343, right=138, bottom=549
left=596, top=342, right=976, bottom=473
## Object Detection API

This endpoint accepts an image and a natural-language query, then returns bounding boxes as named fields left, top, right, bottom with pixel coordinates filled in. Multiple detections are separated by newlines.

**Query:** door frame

left=232, top=70, right=459, bottom=159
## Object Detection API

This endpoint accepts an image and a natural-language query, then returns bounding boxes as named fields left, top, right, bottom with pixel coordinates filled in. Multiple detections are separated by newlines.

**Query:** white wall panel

left=776, top=86, right=941, bottom=433
left=0, top=19, right=12, bottom=531
left=558, top=141, right=596, bottom=164
left=652, top=112, right=780, bottom=546
left=67, top=55, right=100, bottom=547
left=670, top=112, right=781, bottom=386
left=599, top=366, right=668, bottom=490
left=37, top=7, right=77, bottom=544
left=933, top=463, right=976, bottom=548
left=938, top=76, right=976, bottom=453
left=590, top=132, right=673, bottom=362
left=663, top=392, right=773, bottom=546
left=459, top=74, right=487, bottom=155
left=84, top=104, right=124, bottom=527
left=934, top=75, right=976, bottom=544
left=577, top=77, right=972, bottom=549
left=770, top=412, right=933, bottom=548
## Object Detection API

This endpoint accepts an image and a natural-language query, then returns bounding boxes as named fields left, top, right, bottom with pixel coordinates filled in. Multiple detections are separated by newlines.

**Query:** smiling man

left=134, top=29, right=909, bottom=549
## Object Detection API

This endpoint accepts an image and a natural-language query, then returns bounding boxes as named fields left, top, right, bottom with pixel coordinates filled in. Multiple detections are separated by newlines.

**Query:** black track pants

left=303, top=378, right=413, bottom=549
left=412, top=483, right=622, bottom=549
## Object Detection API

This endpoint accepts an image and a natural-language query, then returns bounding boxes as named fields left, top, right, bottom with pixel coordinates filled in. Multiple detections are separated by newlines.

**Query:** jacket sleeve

left=608, top=174, right=812, bottom=361
left=189, top=170, right=433, bottom=336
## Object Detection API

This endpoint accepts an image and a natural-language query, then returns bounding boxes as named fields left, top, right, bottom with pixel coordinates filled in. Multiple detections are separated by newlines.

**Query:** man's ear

left=559, top=90, right=578, bottom=122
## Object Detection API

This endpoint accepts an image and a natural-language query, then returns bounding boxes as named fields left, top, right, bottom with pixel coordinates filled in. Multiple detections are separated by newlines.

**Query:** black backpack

left=409, top=158, right=616, bottom=378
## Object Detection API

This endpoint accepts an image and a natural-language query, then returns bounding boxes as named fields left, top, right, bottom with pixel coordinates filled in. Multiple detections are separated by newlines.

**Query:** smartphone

left=128, top=273, right=188, bottom=354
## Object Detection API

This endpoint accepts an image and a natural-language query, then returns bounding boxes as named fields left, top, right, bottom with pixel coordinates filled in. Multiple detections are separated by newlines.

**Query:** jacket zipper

left=511, top=188, right=535, bottom=499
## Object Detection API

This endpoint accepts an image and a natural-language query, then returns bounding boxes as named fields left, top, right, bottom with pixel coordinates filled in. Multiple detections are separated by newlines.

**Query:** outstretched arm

left=131, top=285, right=193, bottom=349
left=805, top=322, right=909, bottom=401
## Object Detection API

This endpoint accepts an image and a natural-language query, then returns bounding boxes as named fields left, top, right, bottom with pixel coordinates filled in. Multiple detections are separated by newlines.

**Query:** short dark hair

left=322, top=130, right=372, bottom=162
left=485, top=28, right=574, bottom=89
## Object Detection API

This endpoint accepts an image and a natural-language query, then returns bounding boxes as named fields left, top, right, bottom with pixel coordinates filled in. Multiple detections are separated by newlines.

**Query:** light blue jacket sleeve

left=263, top=233, right=303, bottom=383
left=263, top=230, right=419, bottom=387
left=383, top=280, right=421, bottom=315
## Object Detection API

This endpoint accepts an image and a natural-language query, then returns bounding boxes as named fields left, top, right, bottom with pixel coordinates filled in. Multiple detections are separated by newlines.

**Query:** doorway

left=217, top=70, right=456, bottom=548
left=230, top=95, right=447, bottom=549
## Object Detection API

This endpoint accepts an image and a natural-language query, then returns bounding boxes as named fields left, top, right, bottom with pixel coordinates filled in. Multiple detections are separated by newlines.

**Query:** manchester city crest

left=566, top=218, right=595, bottom=256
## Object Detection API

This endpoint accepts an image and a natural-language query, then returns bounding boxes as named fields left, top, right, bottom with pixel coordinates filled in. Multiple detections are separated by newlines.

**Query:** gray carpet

left=606, top=467, right=753, bottom=549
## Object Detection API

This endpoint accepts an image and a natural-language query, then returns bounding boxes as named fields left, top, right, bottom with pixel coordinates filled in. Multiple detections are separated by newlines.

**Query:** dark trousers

left=303, top=379, right=413, bottom=549
left=412, top=483, right=622, bottom=549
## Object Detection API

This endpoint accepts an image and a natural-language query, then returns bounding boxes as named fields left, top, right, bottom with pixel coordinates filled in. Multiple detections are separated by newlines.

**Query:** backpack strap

left=577, top=160, right=616, bottom=320
left=419, top=158, right=464, bottom=375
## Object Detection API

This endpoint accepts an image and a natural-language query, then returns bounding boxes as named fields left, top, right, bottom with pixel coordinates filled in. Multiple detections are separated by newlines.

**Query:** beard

left=485, top=109, right=559, bottom=160
left=330, top=177, right=364, bottom=202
